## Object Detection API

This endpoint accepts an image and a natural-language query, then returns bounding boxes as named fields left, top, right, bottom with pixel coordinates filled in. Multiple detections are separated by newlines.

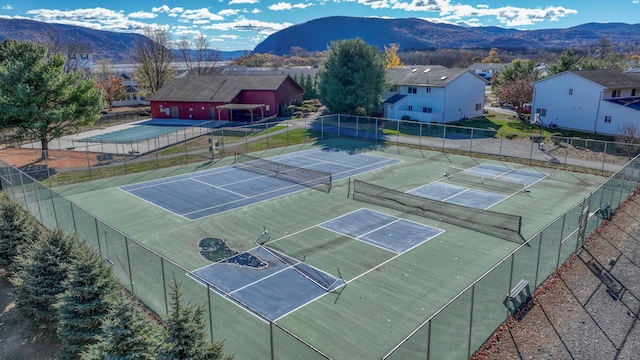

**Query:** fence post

left=467, top=285, right=475, bottom=359
left=270, top=322, right=275, bottom=360
left=160, top=258, right=169, bottom=315
left=470, top=128, right=474, bottom=156
left=125, top=237, right=134, bottom=295
left=602, top=141, right=608, bottom=176
left=442, top=126, right=446, bottom=153
left=555, top=214, right=567, bottom=270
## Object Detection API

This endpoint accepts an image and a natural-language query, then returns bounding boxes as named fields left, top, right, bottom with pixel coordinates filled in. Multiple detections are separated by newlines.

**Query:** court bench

left=22, top=164, right=53, bottom=179
left=509, top=279, right=529, bottom=300
left=96, top=153, right=114, bottom=165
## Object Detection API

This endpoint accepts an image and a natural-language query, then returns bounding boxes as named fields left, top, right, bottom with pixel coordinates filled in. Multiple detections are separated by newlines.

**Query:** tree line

left=0, top=197, right=233, bottom=359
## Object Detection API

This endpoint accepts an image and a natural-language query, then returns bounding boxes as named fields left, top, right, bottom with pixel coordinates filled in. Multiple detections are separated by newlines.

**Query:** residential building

left=146, top=74, right=304, bottom=121
left=467, top=63, right=508, bottom=82
left=531, top=70, right=640, bottom=135
left=55, top=43, right=93, bottom=72
left=383, top=66, right=487, bottom=123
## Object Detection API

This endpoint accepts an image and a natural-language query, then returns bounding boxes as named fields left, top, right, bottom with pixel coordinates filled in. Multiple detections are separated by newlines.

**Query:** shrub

left=401, top=115, right=411, bottom=121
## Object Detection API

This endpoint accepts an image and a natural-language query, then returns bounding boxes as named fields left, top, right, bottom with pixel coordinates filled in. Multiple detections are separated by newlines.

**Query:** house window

left=68, top=54, right=76, bottom=60
left=408, top=86, right=417, bottom=94
left=536, top=108, right=547, bottom=117
left=569, top=89, right=573, bottom=95
left=407, top=105, right=413, bottom=111
left=425, top=87, right=431, bottom=93
left=604, top=116, right=612, bottom=123
left=475, top=103, right=482, bottom=111
left=81, top=54, right=88, bottom=60
left=632, top=89, right=637, bottom=97
left=422, top=107, right=432, bottom=113
left=612, top=89, right=621, bottom=97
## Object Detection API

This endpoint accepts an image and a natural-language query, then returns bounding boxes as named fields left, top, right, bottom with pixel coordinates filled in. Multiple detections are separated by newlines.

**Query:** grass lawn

left=450, top=111, right=616, bottom=141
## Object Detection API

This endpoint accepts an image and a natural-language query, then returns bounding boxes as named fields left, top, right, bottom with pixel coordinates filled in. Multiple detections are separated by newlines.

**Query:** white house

left=467, top=63, right=507, bottom=82
left=383, top=66, right=487, bottom=123
left=531, top=70, right=640, bottom=135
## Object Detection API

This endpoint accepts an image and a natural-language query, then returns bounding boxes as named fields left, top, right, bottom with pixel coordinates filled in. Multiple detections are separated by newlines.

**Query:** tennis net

left=446, top=164, right=526, bottom=193
left=234, top=153, right=332, bottom=192
left=259, top=243, right=342, bottom=291
left=352, top=180, right=522, bottom=243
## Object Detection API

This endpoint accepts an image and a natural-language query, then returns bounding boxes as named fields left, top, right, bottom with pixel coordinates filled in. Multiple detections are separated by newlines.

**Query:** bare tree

left=616, top=122, right=640, bottom=159
left=93, top=59, right=114, bottom=82
left=40, top=29, right=92, bottom=74
left=176, top=34, right=221, bottom=75
left=131, top=27, right=176, bottom=98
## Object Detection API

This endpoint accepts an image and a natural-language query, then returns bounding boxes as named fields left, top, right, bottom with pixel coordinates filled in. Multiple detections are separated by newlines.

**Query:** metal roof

left=146, top=75, right=299, bottom=102
left=385, top=67, right=474, bottom=87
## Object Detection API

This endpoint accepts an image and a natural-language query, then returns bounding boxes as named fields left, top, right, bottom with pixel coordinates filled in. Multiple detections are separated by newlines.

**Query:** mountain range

left=0, top=18, right=246, bottom=63
left=254, top=16, right=640, bottom=55
left=1, top=17, right=639, bottom=63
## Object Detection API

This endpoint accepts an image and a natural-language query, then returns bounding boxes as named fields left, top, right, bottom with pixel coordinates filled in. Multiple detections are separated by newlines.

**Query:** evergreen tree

left=547, top=48, right=581, bottom=75
left=56, top=242, right=119, bottom=360
left=159, top=280, right=233, bottom=360
left=0, top=197, right=39, bottom=274
left=0, top=39, right=104, bottom=159
left=11, top=227, right=77, bottom=326
left=302, top=74, right=317, bottom=100
left=82, top=292, right=161, bottom=360
left=317, top=38, right=386, bottom=115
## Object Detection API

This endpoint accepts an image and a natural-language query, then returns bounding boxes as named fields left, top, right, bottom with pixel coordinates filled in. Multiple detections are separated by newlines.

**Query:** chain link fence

left=1, top=114, right=637, bottom=359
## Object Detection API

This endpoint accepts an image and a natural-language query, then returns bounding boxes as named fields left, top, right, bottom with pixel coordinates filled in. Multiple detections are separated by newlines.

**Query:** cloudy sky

left=1, top=1, right=639, bottom=51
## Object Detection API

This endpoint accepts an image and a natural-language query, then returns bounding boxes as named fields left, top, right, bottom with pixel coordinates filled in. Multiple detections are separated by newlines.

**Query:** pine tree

left=317, top=39, right=387, bottom=115
left=56, top=242, right=119, bottom=360
left=0, top=197, right=39, bottom=274
left=82, top=292, right=161, bottom=360
left=11, top=227, right=77, bottom=327
left=159, top=280, right=233, bottom=360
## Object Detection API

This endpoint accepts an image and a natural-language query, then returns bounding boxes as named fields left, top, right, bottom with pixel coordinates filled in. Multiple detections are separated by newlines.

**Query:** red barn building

left=146, top=74, right=305, bottom=121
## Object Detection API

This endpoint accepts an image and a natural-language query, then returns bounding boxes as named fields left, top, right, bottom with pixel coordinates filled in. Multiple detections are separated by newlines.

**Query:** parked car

left=516, top=103, right=532, bottom=114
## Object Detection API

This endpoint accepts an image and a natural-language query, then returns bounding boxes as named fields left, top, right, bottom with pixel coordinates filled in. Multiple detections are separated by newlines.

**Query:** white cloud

left=269, top=2, right=292, bottom=10
left=251, top=8, right=262, bottom=13
left=128, top=11, right=156, bottom=19
left=152, top=6, right=184, bottom=14
left=2, top=5, right=12, bottom=10
left=386, top=0, right=578, bottom=27
left=218, top=9, right=241, bottom=16
left=24, top=7, right=159, bottom=32
left=293, top=3, right=314, bottom=9
left=229, top=0, right=260, bottom=4
left=180, top=8, right=224, bottom=23
left=357, top=0, right=391, bottom=10
left=269, top=2, right=314, bottom=10
left=202, top=17, right=292, bottom=35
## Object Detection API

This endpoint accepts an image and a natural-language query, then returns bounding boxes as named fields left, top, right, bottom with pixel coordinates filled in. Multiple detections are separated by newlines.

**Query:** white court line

left=117, top=187, right=192, bottom=221
left=191, top=178, right=248, bottom=198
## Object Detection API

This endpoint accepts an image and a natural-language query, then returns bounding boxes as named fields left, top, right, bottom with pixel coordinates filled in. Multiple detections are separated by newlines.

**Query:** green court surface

left=58, top=138, right=606, bottom=359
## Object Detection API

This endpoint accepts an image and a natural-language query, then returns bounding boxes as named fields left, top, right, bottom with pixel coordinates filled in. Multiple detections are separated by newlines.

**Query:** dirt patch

left=473, top=191, right=640, bottom=359
left=0, top=148, right=92, bottom=170
left=0, top=270, right=60, bottom=359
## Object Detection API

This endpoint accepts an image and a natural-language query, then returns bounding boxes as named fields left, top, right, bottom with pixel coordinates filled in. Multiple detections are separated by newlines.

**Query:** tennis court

left=78, top=119, right=214, bottom=142
left=119, top=148, right=401, bottom=220
left=408, top=164, right=548, bottom=210
left=191, top=207, right=443, bottom=321
left=52, top=138, right=608, bottom=359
